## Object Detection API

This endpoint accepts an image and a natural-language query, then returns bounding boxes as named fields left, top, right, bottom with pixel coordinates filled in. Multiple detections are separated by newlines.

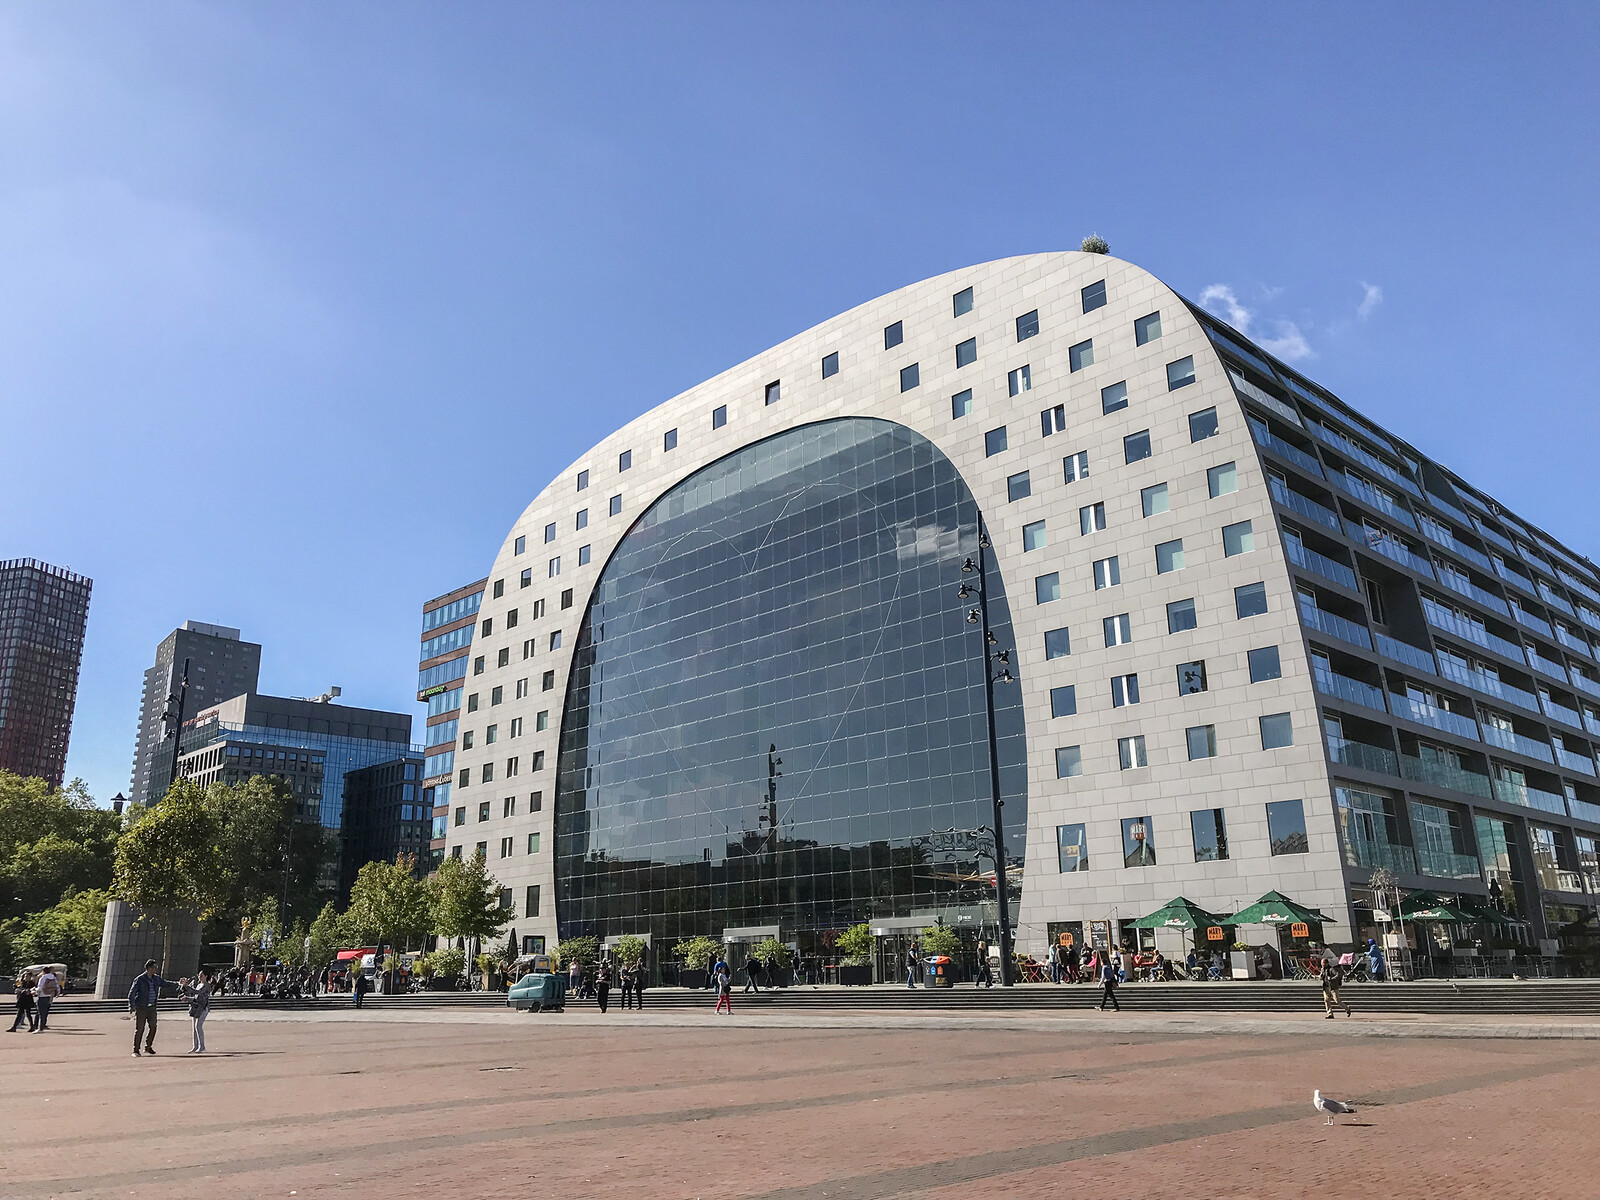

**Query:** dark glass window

left=1189, top=407, right=1219, bottom=441
left=1177, top=660, right=1207, bottom=695
left=900, top=363, right=920, bottom=391
left=955, top=338, right=977, bottom=368
left=1186, top=725, right=1218, bottom=760
left=514, top=536, right=526, bottom=555
left=1167, top=598, right=1197, bottom=633
left=884, top=321, right=903, bottom=349
left=1267, top=799, right=1309, bottom=854
left=1134, top=312, right=1162, bottom=346
left=1167, top=356, right=1196, bottom=390
left=1123, top=430, right=1152, bottom=464
left=609, top=494, right=623, bottom=517
left=951, top=389, right=973, bottom=419
left=1007, top=471, right=1031, bottom=502
left=1050, top=685, right=1077, bottom=717
left=1101, top=381, right=1128, bottom=414
left=619, top=450, right=632, bottom=472
left=1235, top=582, right=1269, bottom=618
left=765, top=380, right=781, bottom=406
left=577, top=469, right=589, bottom=491
left=544, top=523, right=557, bottom=543
left=1016, top=309, right=1039, bottom=341
left=663, top=428, right=677, bottom=451
left=985, top=426, right=1008, bottom=456
left=1044, top=627, right=1071, bottom=659
left=1249, top=646, right=1282, bottom=682
left=1190, top=809, right=1228, bottom=861
left=822, top=351, right=839, bottom=379
left=953, top=287, right=973, bottom=317
left=1069, top=339, right=1094, bottom=372
left=1121, top=816, right=1156, bottom=867
left=712, top=405, right=728, bottom=429
left=1081, top=280, right=1106, bottom=313
left=1260, top=713, right=1294, bottom=749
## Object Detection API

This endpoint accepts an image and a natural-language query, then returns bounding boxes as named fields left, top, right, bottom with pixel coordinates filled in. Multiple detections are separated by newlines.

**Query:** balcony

left=1423, top=492, right=1472, bottom=526
left=1308, top=422, right=1422, bottom=498
left=1541, top=694, right=1583, bottom=731
left=1419, top=520, right=1494, bottom=572
left=1343, top=838, right=1418, bottom=875
left=1392, top=694, right=1479, bottom=740
left=1328, top=735, right=1398, bottom=775
left=1556, top=624, right=1593, bottom=658
left=1299, top=601, right=1373, bottom=650
left=1315, top=667, right=1389, bottom=713
left=1376, top=634, right=1436, bottom=675
left=1555, top=745, right=1597, bottom=777
left=1511, top=605, right=1555, bottom=639
left=1331, top=472, right=1417, bottom=529
left=1437, top=657, right=1542, bottom=715
left=1582, top=607, right=1600, bottom=634
left=1250, top=419, right=1324, bottom=478
left=1287, top=539, right=1359, bottom=591
left=1493, top=562, right=1539, bottom=600
left=1586, top=710, right=1600, bottom=739
left=1437, top=569, right=1511, bottom=618
left=1422, top=598, right=1525, bottom=662
left=1400, top=754, right=1491, bottom=799
left=1569, top=797, right=1600, bottom=825
left=1270, top=477, right=1341, bottom=533
left=1231, top=372, right=1303, bottom=427
left=1482, top=724, right=1555, bottom=764
left=1558, top=569, right=1600, bottom=606
left=1572, top=672, right=1600, bottom=700
left=1539, top=583, right=1577, bottom=618
left=1414, top=846, right=1484, bottom=882
left=1491, top=777, right=1568, bottom=815
left=1525, top=647, right=1569, bottom=683
left=1347, top=523, right=1435, bottom=578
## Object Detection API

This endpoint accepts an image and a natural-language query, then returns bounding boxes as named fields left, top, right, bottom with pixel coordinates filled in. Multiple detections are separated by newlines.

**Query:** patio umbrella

left=1126, top=896, right=1231, bottom=930
left=1229, top=890, right=1330, bottom=926
left=1398, top=899, right=1478, bottom=923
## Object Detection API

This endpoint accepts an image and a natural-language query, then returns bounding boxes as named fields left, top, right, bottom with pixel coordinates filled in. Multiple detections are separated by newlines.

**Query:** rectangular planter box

left=1230, top=952, right=1258, bottom=980
left=679, top=969, right=707, bottom=990
left=838, top=964, right=873, bottom=986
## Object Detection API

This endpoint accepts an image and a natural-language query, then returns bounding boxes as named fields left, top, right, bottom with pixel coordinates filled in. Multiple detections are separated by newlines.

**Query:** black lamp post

left=961, top=518, right=1017, bottom=985
left=160, top=657, right=191, bottom=799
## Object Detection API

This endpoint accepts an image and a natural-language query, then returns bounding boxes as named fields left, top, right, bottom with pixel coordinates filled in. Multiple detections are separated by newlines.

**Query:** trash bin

left=924, top=955, right=953, bottom=988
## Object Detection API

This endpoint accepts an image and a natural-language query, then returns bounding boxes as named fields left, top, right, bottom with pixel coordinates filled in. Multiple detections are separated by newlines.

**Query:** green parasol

left=1403, top=892, right=1507, bottom=923
left=1126, top=896, right=1231, bottom=930
left=1229, top=890, right=1330, bottom=926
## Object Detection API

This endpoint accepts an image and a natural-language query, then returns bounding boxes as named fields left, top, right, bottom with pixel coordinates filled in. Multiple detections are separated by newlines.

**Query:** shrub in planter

left=612, top=934, right=647, bottom=970
left=921, top=924, right=960, bottom=958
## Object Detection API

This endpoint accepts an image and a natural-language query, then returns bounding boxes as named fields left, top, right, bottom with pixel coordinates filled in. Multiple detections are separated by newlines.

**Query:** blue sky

left=2, top=4, right=1595, bottom=802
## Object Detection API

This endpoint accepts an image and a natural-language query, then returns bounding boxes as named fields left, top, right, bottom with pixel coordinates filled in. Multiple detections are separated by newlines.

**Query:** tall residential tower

left=0, top=558, right=92, bottom=787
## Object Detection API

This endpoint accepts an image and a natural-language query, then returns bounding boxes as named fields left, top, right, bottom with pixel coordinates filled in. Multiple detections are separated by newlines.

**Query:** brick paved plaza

left=4, top=1003, right=1597, bottom=1199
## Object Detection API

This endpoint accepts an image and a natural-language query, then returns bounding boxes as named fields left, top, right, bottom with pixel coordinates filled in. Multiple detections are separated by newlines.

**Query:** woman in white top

left=180, top=969, right=213, bottom=1054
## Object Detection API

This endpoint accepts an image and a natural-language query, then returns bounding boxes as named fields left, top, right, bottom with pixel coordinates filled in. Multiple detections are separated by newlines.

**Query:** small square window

left=1223, top=520, right=1256, bottom=556
left=1134, top=312, right=1162, bottom=345
left=663, top=428, right=677, bottom=451
left=884, top=320, right=903, bottom=349
left=1007, top=471, right=1031, bottom=502
left=1016, top=309, right=1039, bottom=341
left=1123, top=430, right=1152, bottom=463
left=473, top=656, right=485, bottom=675
left=1008, top=365, right=1032, bottom=396
left=1022, top=520, right=1047, bottom=552
left=1044, top=627, right=1071, bottom=659
left=1177, top=660, right=1207, bottom=695
left=576, top=469, right=589, bottom=491
left=578, top=544, right=591, bottom=566
left=985, top=426, right=1008, bottom=456
left=955, top=338, right=977, bottom=368
left=478, top=800, right=491, bottom=822
left=1155, top=538, right=1185, bottom=574
left=536, top=709, right=549, bottom=731
left=1040, top=404, right=1065, bottom=437
left=1208, top=462, right=1239, bottom=498
left=490, top=685, right=503, bottom=706
left=1079, top=502, right=1107, bottom=535
left=1266, top=798, right=1308, bottom=854
left=951, top=389, right=973, bottom=419
left=764, top=380, right=781, bottom=405
left=467, top=693, right=479, bottom=713
left=1118, top=736, right=1149, bottom=770
left=1189, top=408, right=1219, bottom=441
left=953, top=286, right=974, bottom=317
left=462, top=730, right=475, bottom=750
left=618, top=449, right=632, bottom=472
left=549, top=630, right=562, bottom=651
left=544, top=523, right=557, bottom=544
left=1249, top=645, right=1283, bottom=682
left=712, top=405, right=727, bottom=428
left=1167, top=356, right=1196, bottom=390
left=1069, top=339, right=1094, bottom=372
left=1100, top=381, right=1128, bottom=414
left=1093, top=556, right=1120, bottom=590
left=1110, top=673, right=1140, bottom=707
left=1063, top=451, right=1088, bottom=483
left=822, top=351, right=839, bottom=379
left=530, top=790, right=543, bottom=811
left=497, top=648, right=509, bottom=668
left=1141, top=483, right=1169, bottom=517
left=1055, top=745, right=1083, bottom=778
left=454, top=807, right=466, bottom=827
left=1259, top=712, right=1294, bottom=749
left=1081, top=280, right=1106, bottom=313
left=1235, top=581, right=1269, bottom=618
left=1190, top=807, right=1227, bottom=859
left=1050, top=685, right=1077, bottom=717
left=609, top=494, right=622, bottom=517
left=560, top=588, right=573, bottom=609
left=1103, top=613, right=1132, bottom=646
left=1167, top=598, right=1197, bottom=633
left=514, top=535, right=525, bottom=555
left=1186, top=725, right=1218, bottom=761
left=1035, top=573, right=1061, bottom=604
left=576, top=509, right=589, bottom=530
left=900, top=363, right=920, bottom=391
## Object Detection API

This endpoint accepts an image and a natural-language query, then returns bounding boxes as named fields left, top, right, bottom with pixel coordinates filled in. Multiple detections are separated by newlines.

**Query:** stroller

left=1338, top=952, right=1372, bottom=983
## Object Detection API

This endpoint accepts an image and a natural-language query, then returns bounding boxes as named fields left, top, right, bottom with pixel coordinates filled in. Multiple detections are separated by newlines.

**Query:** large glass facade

left=555, top=419, right=1026, bottom=959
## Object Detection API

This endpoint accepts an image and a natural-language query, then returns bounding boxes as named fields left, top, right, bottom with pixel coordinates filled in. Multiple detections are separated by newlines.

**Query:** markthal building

left=443, top=252, right=1600, bottom=980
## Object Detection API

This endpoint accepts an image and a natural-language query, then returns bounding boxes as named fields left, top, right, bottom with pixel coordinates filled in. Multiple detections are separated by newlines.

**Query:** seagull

left=1314, top=1090, right=1357, bottom=1125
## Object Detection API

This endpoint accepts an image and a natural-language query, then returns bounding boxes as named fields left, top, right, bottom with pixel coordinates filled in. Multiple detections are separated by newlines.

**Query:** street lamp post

left=962, top=518, right=1017, bottom=985
left=161, top=657, right=191, bottom=800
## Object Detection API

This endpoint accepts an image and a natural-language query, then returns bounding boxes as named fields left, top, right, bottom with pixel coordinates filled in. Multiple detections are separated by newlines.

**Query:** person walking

left=714, top=960, right=732, bottom=1014
left=181, top=969, right=213, bottom=1052
left=32, top=966, right=61, bottom=1032
left=905, top=941, right=920, bottom=989
left=1098, top=953, right=1120, bottom=1012
left=1366, top=938, right=1388, bottom=982
left=975, top=940, right=993, bottom=989
left=1065, top=942, right=1080, bottom=984
left=351, top=969, right=367, bottom=1009
left=619, top=963, right=636, bottom=1010
left=594, top=963, right=611, bottom=1014
left=1321, top=958, right=1352, bottom=1019
left=8, top=971, right=37, bottom=1033
left=128, top=959, right=178, bottom=1056
left=743, top=955, right=763, bottom=994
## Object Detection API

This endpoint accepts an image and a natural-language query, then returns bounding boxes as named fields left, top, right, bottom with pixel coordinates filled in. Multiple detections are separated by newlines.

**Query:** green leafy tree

left=612, top=934, right=646, bottom=969
left=0, top=773, right=122, bottom=922
left=425, top=946, right=465, bottom=979
left=111, top=780, right=224, bottom=971
left=306, top=902, right=345, bottom=972
left=346, top=854, right=433, bottom=988
left=429, top=850, right=508, bottom=945
left=753, top=936, right=792, bottom=970
left=12, top=888, right=112, bottom=977
left=205, top=776, right=331, bottom=930
left=554, top=935, right=600, bottom=970
left=835, top=922, right=874, bottom=966
left=675, top=935, right=718, bottom=971
left=921, top=923, right=960, bottom=958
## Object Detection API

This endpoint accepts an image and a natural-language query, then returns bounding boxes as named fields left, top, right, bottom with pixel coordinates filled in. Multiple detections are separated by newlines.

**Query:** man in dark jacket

left=127, top=960, right=178, bottom=1056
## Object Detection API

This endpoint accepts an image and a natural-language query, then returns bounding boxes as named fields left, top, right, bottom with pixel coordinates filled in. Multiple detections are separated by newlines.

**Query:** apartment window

left=478, top=800, right=491, bottom=821
left=1235, top=582, right=1269, bottom=618
left=712, top=405, right=727, bottom=429
left=1111, top=673, right=1140, bottom=708
left=1155, top=539, right=1185, bottom=574
left=1365, top=578, right=1387, bottom=625
left=821, top=352, right=839, bottom=379
left=578, top=545, right=591, bottom=566
left=952, top=389, right=973, bottom=419
left=498, top=886, right=511, bottom=910
left=485, top=724, right=498, bottom=744
left=1103, top=613, right=1132, bottom=646
left=1191, top=809, right=1228, bottom=861
left=548, top=557, right=560, bottom=578
left=1016, top=309, right=1039, bottom=340
left=764, top=380, right=781, bottom=405
left=473, top=656, right=485, bottom=676
left=1057, top=823, right=1088, bottom=872
left=1249, top=646, right=1282, bottom=682
left=544, top=523, right=557, bottom=544
left=576, top=469, right=589, bottom=491
left=531, top=750, right=545, bottom=771
left=1124, top=430, right=1152, bottom=463
left=450, top=845, right=462, bottom=859
left=1260, top=712, right=1294, bottom=749
left=525, top=885, right=540, bottom=917
left=953, top=286, right=974, bottom=317
left=609, top=494, right=622, bottom=517
left=514, top=535, right=526, bottom=555
left=481, top=617, right=494, bottom=637
left=1079, top=502, right=1107, bottom=535
left=663, top=428, right=677, bottom=451
left=467, top=693, right=480, bottom=713
left=499, top=836, right=513, bottom=858
left=1007, top=471, right=1032, bottom=502
left=1189, top=407, right=1219, bottom=441
left=490, top=685, right=503, bottom=706
left=1069, top=339, right=1094, bottom=372
left=1266, top=799, right=1309, bottom=854
left=497, top=647, right=510, bottom=668
left=509, top=716, right=523, bottom=737
left=536, top=710, right=549, bottom=731
left=506, top=609, right=519, bottom=629
left=985, top=426, right=1008, bottom=456
left=618, top=449, right=632, bottom=472
left=520, top=568, right=532, bottom=588
left=1040, top=403, right=1065, bottom=437
left=1167, top=598, right=1198, bottom=633
left=1223, top=520, right=1255, bottom=556
left=1008, top=365, right=1032, bottom=396
left=527, top=832, right=540, bottom=854
left=1093, top=556, right=1120, bottom=589
left=1055, top=746, right=1083, bottom=778
left=541, top=670, right=555, bottom=690
left=1118, top=737, right=1149, bottom=770
left=549, top=630, right=562, bottom=651
left=884, top=320, right=903, bottom=349
left=1177, top=660, right=1207, bottom=695
left=459, top=768, right=469, bottom=788
left=1187, top=725, right=1219, bottom=761
left=1022, top=520, right=1047, bottom=552
left=1050, top=685, right=1077, bottom=717
left=1100, top=381, right=1128, bottom=414
left=900, top=363, right=920, bottom=391
left=560, top=589, right=573, bottom=610
left=530, top=790, right=543, bottom=812
left=1035, top=573, right=1061, bottom=604
left=955, top=338, right=977, bottom=368
left=515, top=678, right=529, bottom=700
left=522, top=639, right=534, bottom=660
left=1167, top=356, right=1196, bottom=389
left=1208, top=462, right=1239, bottom=498
left=1063, top=451, right=1089, bottom=483
left=461, top=729, right=475, bottom=751
left=1141, top=483, right=1169, bottom=517
left=1082, top=280, right=1106, bottom=312
left=1044, top=627, right=1072, bottom=659
left=1134, top=312, right=1162, bottom=345
left=454, top=807, right=466, bottom=826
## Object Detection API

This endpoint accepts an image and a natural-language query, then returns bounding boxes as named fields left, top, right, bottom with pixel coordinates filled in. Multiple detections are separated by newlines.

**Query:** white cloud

left=1357, top=282, right=1383, bottom=320
left=1257, top=322, right=1313, bottom=363
left=1198, top=283, right=1252, bottom=333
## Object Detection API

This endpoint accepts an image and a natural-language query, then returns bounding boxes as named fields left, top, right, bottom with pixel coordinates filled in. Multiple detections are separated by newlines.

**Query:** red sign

left=1058, top=932, right=1074, bottom=947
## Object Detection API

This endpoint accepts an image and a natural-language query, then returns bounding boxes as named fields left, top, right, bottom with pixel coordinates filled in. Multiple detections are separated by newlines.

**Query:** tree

left=429, top=850, right=508, bottom=946
left=346, top=854, right=433, bottom=988
left=753, top=936, right=792, bottom=970
left=1081, top=233, right=1110, bottom=254
left=0, top=772, right=122, bottom=923
left=612, top=934, right=646, bottom=969
left=835, top=923, right=874, bottom=966
left=205, top=776, right=331, bottom=930
left=554, top=935, right=599, bottom=970
left=921, top=923, right=960, bottom=958
left=111, top=780, right=224, bottom=971
left=675, top=936, right=718, bottom=971
left=306, top=902, right=345, bottom=973
left=12, top=888, right=111, bottom=977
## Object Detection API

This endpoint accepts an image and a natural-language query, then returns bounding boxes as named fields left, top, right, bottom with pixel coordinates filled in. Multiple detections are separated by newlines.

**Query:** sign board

left=1058, top=932, right=1074, bottom=947
left=1290, top=922, right=1310, bottom=938
left=1089, top=920, right=1112, bottom=949
left=419, top=685, right=449, bottom=699
left=1206, top=926, right=1226, bottom=941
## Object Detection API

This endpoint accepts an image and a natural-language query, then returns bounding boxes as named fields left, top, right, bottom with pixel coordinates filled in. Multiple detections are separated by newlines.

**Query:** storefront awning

left=1126, top=896, right=1231, bottom=930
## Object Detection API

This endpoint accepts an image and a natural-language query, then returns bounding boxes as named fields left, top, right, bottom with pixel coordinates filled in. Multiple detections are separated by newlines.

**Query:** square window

left=1055, top=745, right=1083, bottom=778
left=1063, top=451, right=1089, bottom=483
left=1167, top=598, right=1198, bottom=633
left=1177, top=660, right=1207, bottom=695
left=530, top=790, right=543, bottom=811
left=1008, top=365, right=1032, bottom=396
left=544, top=523, right=557, bottom=544
left=1022, top=520, right=1047, bottom=551
left=576, top=509, right=589, bottom=530
left=1187, top=726, right=1219, bottom=762
left=1189, top=407, right=1219, bottom=441
left=536, top=709, right=549, bottom=731
left=764, top=380, right=781, bottom=405
left=900, top=363, right=920, bottom=391
left=956, top=338, right=977, bottom=368
left=1044, top=627, right=1071, bottom=659
left=1111, top=673, right=1140, bottom=707
left=712, top=404, right=728, bottom=428
left=549, top=630, right=562, bottom=652
left=822, top=351, right=839, bottom=379
left=884, top=320, right=903, bottom=349
left=1208, top=462, right=1239, bottom=498
left=985, top=426, right=1008, bottom=456
left=953, top=286, right=974, bottom=317
left=478, top=800, right=491, bottom=821
left=1235, top=582, right=1268, bottom=618
left=1079, top=502, right=1107, bottom=535
left=1050, top=685, right=1077, bottom=717
left=1035, top=572, right=1061, bottom=604
left=491, top=685, right=503, bottom=706
left=1103, top=613, right=1132, bottom=646
left=1155, top=538, right=1185, bottom=574
left=462, top=730, right=474, bottom=750
left=1266, top=798, right=1309, bottom=854
left=1100, top=380, right=1128, bottom=414
left=528, top=832, right=541, bottom=855
left=454, top=807, right=466, bottom=827
left=520, top=568, right=532, bottom=588
left=1141, top=483, right=1169, bottom=517
left=1081, top=280, right=1106, bottom=313
left=497, top=647, right=509, bottom=668
left=1057, top=823, right=1088, bottom=872
left=1016, top=309, right=1039, bottom=340
left=1190, top=808, right=1228, bottom=860
left=1093, top=556, right=1120, bottom=589
left=1167, top=356, right=1197, bottom=390
left=664, top=428, right=677, bottom=451
left=1069, top=339, right=1094, bottom=372
left=951, top=389, right=973, bottom=419
left=467, top=693, right=479, bottom=713
left=1259, top=712, right=1294, bottom=749
left=482, top=617, right=493, bottom=637
left=1007, top=471, right=1031, bottom=502
left=609, top=494, right=622, bottom=517
left=1118, top=737, right=1149, bottom=771
left=1249, top=646, right=1282, bottom=682
left=560, top=589, right=572, bottom=609
left=1223, top=520, right=1256, bottom=556
left=541, top=670, right=555, bottom=691
left=576, top=469, right=589, bottom=491
left=578, top=544, right=591, bottom=566
left=1123, top=430, right=1152, bottom=463
left=514, top=535, right=525, bottom=555
left=1134, top=312, right=1162, bottom=345
left=473, top=656, right=485, bottom=675
left=618, top=449, right=632, bottom=472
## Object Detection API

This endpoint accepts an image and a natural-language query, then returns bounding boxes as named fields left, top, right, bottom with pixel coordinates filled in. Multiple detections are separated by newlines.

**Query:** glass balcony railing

left=1556, top=625, right=1594, bottom=658
left=1231, top=372, right=1303, bottom=427
left=1437, top=658, right=1542, bottom=715
left=1511, top=605, right=1555, bottom=639
left=1392, top=694, right=1480, bottom=740
left=1569, top=796, right=1600, bottom=825
left=1555, top=745, right=1597, bottom=776
left=1558, top=569, right=1600, bottom=606
left=1299, top=602, right=1373, bottom=650
left=1400, top=754, right=1491, bottom=798
left=1328, top=735, right=1398, bottom=775
left=1491, top=777, right=1568, bottom=815
left=1524, top=648, right=1569, bottom=683
left=1421, top=598, right=1525, bottom=663
left=1423, top=491, right=1472, bottom=526
left=1250, top=419, right=1324, bottom=478
left=1493, top=561, right=1539, bottom=599
left=1541, top=695, right=1583, bottom=730
left=1343, top=838, right=1418, bottom=875
left=1539, top=584, right=1577, bottom=618
left=1437, top=570, right=1511, bottom=618
left=1483, top=724, right=1555, bottom=764
left=1287, top=539, right=1359, bottom=590
left=1270, top=478, right=1341, bottom=533
left=1315, top=668, right=1389, bottom=713
left=1414, top=846, right=1485, bottom=881
left=1331, top=472, right=1417, bottom=528
left=1581, top=607, right=1600, bottom=634
left=1572, top=672, right=1600, bottom=700
left=1348, top=524, right=1435, bottom=578
left=1585, top=710, right=1600, bottom=739
left=1419, top=521, right=1494, bottom=573
left=1472, top=517, right=1517, bottom=554
left=1376, top=634, right=1436, bottom=675
left=1308, top=422, right=1423, bottom=498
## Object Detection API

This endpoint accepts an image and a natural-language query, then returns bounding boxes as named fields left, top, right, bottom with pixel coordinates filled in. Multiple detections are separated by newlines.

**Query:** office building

left=418, top=578, right=487, bottom=869
left=341, top=754, right=429, bottom=896
left=0, top=558, right=92, bottom=788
